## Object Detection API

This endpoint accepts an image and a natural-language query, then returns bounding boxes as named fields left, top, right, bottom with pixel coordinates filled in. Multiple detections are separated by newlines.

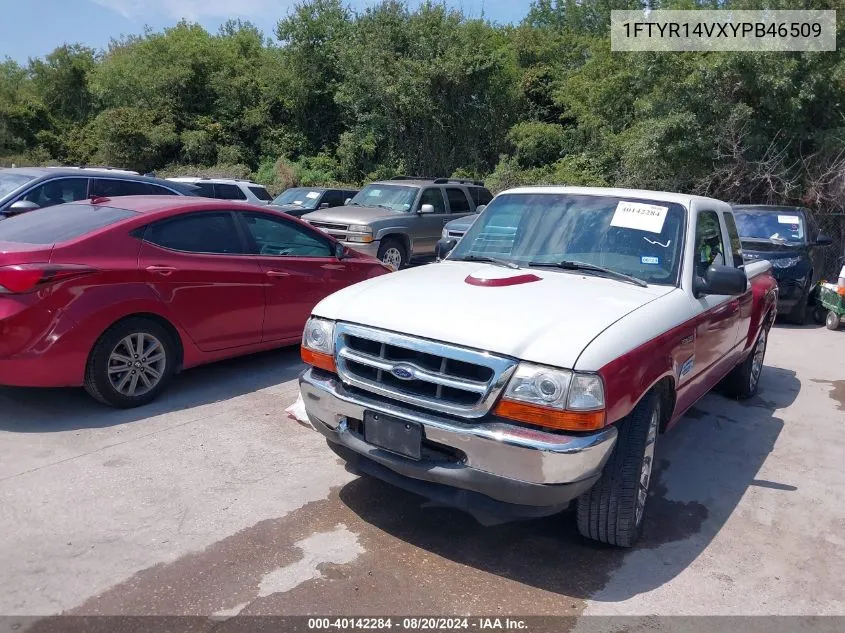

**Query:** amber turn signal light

left=301, top=346, right=337, bottom=373
left=493, top=399, right=606, bottom=431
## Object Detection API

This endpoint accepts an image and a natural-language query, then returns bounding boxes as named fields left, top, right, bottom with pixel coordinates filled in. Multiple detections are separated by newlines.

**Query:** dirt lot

left=1, top=324, right=844, bottom=623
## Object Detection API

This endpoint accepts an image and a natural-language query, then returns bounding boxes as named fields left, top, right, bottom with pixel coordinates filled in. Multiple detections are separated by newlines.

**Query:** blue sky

left=1, top=0, right=533, bottom=63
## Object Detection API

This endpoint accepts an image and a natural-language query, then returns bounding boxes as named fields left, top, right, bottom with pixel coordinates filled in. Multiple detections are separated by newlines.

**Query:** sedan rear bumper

left=299, top=368, right=617, bottom=509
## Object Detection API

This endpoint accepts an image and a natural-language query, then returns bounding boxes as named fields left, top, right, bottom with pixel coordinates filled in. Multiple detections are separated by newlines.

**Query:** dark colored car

left=0, top=167, right=197, bottom=217
left=0, top=196, right=389, bottom=408
left=731, top=204, right=832, bottom=323
left=269, top=187, right=359, bottom=218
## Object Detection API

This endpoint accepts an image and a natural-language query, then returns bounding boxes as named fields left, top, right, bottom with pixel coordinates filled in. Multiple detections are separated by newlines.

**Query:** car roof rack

left=432, top=178, right=485, bottom=186
left=389, top=175, right=485, bottom=186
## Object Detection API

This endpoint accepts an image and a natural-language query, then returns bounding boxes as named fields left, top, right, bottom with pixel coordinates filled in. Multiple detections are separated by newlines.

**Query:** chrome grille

left=308, top=221, right=349, bottom=240
left=334, top=323, right=517, bottom=418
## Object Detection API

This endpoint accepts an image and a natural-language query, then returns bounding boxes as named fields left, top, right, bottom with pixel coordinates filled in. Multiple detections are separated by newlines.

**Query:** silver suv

left=166, top=177, right=272, bottom=204
left=301, top=177, right=493, bottom=269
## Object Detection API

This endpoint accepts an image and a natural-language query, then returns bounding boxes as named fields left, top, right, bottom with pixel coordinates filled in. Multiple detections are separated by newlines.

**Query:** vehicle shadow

left=774, top=320, right=825, bottom=330
left=0, top=346, right=305, bottom=432
left=337, top=365, right=799, bottom=601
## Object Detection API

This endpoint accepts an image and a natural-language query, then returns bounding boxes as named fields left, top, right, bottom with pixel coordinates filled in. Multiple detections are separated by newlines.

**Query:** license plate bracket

left=363, top=411, right=422, bottom=460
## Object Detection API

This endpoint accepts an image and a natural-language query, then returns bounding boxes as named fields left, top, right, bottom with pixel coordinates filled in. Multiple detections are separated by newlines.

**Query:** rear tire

left=575, top=392, right=660, bottom=548
left=84, top=317, right=177, bottom=408
left=377, top=238, right=407, bottom=270
left=826, top=311, right=841, bottom=331
left=721, top=326, right=768, bottom=399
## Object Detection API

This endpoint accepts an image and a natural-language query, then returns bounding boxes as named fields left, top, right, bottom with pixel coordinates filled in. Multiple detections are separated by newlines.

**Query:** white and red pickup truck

left=298, top=187, right=778, bottom=547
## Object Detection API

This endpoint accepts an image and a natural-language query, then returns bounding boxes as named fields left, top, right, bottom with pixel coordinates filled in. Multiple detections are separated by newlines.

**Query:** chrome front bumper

left=342, top=240, right=380, bottom=258
left=299, top=368, right=618, bottom=508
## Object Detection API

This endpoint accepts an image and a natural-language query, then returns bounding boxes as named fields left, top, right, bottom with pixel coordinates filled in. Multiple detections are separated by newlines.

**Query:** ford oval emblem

left=390, top=364, right=415, bottom=380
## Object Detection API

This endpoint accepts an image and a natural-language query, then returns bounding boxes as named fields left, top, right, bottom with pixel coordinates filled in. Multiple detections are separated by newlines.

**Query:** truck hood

left=312, top=261, right=676, bottom=369
left=444, top=215, right=478, bottom=233
left=301, top=205, right=398, bottom=224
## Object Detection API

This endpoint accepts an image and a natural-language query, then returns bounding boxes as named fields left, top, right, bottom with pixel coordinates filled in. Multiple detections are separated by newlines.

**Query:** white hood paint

left=312, top=261, right=677, bottom=369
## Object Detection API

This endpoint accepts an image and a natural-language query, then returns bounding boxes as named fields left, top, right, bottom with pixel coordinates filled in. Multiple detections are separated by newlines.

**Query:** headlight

left=503, top=364, right=573, bottom=409
left=441, top=227, right=449, bottom=239
left=771, top=257, right=802, bottom=269
left=345, top=234, right=374, bottom=243
left=301, top=317, right=337, bottom=372
left=495, top=362, right=606, bottom=431
left=347, top=225, right=372, bottom=234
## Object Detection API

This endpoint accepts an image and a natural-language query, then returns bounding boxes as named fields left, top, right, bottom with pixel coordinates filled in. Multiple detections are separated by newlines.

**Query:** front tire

left=377, top=238, right=407, bottom=271
left=721, top=326, right=768, bottom=399
left=576, top=392, right=660, bottom=548
left=784, top=284, right=810, bottom=325
left=84, top=317, right=177, bottom=408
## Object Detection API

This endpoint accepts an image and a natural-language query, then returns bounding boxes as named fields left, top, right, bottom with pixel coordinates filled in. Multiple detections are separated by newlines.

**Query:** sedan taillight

left=0, top=264, right=97, bottom=294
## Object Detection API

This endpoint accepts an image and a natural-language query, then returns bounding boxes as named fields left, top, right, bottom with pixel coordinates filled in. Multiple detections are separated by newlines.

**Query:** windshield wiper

left=452, top=254, right=521, bottom=270
left=528, top=260, right=648, bottom=287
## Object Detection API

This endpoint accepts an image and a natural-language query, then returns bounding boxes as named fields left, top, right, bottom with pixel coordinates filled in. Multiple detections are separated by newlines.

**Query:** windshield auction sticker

left=611, top=10, right=836, bottom=52
left=610, top=201, right=669, bottom=234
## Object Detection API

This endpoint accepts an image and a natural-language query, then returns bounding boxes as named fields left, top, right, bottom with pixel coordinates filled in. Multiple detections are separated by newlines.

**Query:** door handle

left=145, top=265, right=176, bottom=276
left=266, top=270, right=290, bottom=278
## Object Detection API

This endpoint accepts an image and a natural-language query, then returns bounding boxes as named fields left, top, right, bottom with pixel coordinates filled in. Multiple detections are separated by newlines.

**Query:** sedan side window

left=145, top=212, right=244, bottom=254
left=242, top=213, right=333, bottom=257
left=418, top=188, right=446, bottom=214
left=23, top=178, right=89, bottom=208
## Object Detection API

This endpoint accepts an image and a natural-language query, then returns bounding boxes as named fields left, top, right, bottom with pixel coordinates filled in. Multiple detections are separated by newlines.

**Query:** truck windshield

left=448, top=193, right=687, bottom=286
left=733, top=210, right=805, bottom=244
left=272, top=188, right=322, bottom=208
left=348, top=184, right=417, bottom=212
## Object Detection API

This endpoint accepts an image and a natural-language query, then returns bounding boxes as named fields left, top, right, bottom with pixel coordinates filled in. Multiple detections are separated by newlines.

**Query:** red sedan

left=0, top=196, right=389, bottom=407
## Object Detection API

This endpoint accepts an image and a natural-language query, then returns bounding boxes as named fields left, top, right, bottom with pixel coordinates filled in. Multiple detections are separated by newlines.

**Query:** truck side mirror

left=435, top=238, right=458, bottom=261
left=5, top=200, right=40, bottom=215
left=475, top=204, right=487, bottom=214
left=334, top=242, right=347, bottom=260
left=693, top=265, right=747, bottom=298
left=815, top=234, right=833, bottom=246
left=419, top=204, right=435, bottom=215
left=344, top=198, right=352, bottom=205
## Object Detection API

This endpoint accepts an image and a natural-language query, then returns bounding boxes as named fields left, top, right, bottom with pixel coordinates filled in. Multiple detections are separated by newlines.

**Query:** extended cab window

left=242, top=213, right=332, bottom=257
left=145, top=212, right=244, bottom=254
left=449, top=193, right=687, bottom=286
left=694, top=211, right=727, bottom=275
left=723, top=212, right=744, bottom=267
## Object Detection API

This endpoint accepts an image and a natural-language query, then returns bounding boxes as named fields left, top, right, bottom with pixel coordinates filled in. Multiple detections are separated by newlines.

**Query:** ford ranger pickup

left=298, top=186, right=778, bottom=547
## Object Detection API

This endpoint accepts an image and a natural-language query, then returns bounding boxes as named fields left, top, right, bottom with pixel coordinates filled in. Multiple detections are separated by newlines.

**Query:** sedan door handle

left=266, top=270, right=290, bottom=278
left=145, top=265, right=177, bottom=276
